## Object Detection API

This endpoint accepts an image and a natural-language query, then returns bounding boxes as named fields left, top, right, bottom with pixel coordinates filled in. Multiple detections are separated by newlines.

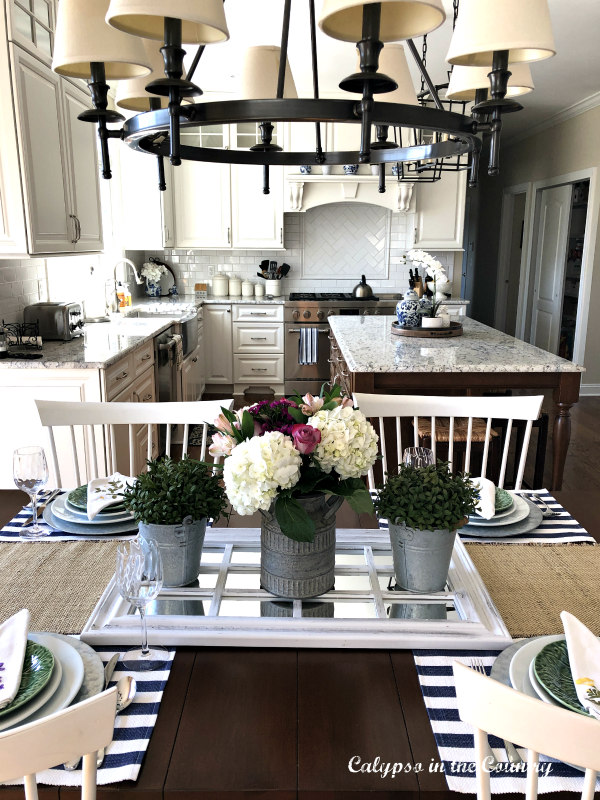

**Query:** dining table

left=0, top=488, right=597, bottom=800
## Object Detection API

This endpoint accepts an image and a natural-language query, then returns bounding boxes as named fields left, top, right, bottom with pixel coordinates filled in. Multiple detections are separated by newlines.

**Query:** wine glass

left=116, top=538, right=167, bottom=671
left=403, top=447, right=435, bottom=469
left=13, top=446, right=49, bottom=538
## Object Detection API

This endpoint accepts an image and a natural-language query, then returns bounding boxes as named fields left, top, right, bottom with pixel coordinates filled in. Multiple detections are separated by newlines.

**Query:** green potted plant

left=374, top=462, right=479, bottom=593
left=122, top=456, right=228, bottom=588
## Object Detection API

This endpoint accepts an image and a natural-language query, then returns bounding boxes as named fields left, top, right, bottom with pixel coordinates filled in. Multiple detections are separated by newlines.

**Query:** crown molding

left=504, top=91, right=600, bottom=148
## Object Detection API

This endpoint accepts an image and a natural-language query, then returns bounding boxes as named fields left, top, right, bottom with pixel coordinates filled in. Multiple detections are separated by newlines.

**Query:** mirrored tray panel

left=81, top=529, right=511, bottom=650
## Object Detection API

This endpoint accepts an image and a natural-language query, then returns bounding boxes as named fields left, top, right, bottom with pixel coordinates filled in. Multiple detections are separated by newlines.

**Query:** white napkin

left=0, top=609, right=30, bottom=710
left=86, top=472, right=134, bottom=520
left=470, top=476, right=496, bottom=519
left=560, top=610, right=600, bottom=720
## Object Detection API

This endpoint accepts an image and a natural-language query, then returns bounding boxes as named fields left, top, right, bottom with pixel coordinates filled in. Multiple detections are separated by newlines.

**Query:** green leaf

left=287, top=405, right=307, bottom=424
left=221, top=407, right=237, bottom=425
left=240, top=410, right=255, bottom=440
left=323, top=478, right=374, bottom=514
left=274, top=495, right=315, bottom=542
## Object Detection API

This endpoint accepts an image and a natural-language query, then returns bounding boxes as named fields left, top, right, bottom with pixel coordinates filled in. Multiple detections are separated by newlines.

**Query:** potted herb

left=122, top=456, right=227, bottom=587
left=374, top=462, right=479, bottom=593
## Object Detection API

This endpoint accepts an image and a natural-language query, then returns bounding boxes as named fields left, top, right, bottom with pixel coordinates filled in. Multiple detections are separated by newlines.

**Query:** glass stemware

left=403, top=446, right=435, bottom=469
left=13, top=446, right=49, bottom=538
left=116, top=538, right=167, bottom=670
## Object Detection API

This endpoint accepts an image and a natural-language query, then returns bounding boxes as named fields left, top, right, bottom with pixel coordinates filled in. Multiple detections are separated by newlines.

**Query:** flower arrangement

left=210, top=385, right=379, bottom=542
left=406, top=249, right=448, bottom=317
left=141, top=261, right=167, bottom=284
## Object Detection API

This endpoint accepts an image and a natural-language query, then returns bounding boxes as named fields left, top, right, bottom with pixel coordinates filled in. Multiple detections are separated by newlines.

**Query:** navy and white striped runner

left=413, top=649, right=600, bottom=794
left=372, top=490, right=594, bottom=545
left=25, top=647, right=176, bottom=786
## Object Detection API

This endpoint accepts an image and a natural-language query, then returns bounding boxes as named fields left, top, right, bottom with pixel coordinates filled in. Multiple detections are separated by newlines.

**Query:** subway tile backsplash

left=0, top=258, right=47, bottom=323
left=158, top=204, right=456, bottom=296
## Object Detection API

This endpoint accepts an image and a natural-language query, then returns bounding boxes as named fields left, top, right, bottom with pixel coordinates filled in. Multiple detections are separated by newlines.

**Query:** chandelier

left=52, top=0, right=555, bottom=195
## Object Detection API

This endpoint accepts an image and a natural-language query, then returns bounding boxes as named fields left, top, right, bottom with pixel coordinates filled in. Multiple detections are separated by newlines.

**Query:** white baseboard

left=580, top=384, right=600, bottom=397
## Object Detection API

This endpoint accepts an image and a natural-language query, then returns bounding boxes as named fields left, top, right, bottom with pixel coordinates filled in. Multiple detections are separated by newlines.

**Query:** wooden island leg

left=552, top=373, right=581, bottom=491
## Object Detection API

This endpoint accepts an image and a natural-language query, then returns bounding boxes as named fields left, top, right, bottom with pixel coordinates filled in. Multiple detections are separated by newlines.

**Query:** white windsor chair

left=353, top=393, right=544, bottom=490
left=0, top=686, right=117, bottom=800
left=453, top=661, right=600, bottom=800
left=34, top=398, right=233, bottom=487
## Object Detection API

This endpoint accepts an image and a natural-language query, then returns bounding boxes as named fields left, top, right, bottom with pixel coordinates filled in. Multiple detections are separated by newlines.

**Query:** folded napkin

left=0, top=609, right=30, bottom=710
left=87, top=473, right=134, bottom=520
left=561, top=610, right=600, bottom=720
left=470, top=476, right=496, bottom=519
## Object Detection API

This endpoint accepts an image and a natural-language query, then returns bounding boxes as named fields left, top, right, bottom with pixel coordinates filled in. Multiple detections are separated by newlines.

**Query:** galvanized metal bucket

left=138, top=516, right=207, bottom=588
left=388, top=523, right=456, bottom=593
left=260, top=493, right=343, bottom=599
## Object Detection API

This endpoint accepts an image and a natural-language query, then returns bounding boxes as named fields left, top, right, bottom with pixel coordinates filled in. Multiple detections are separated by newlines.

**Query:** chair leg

left=533, top=413, right=549, bottom=490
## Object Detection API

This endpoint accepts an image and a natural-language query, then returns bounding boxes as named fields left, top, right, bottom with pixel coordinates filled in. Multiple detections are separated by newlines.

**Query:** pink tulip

left=291, top=424, right=321, bottom=455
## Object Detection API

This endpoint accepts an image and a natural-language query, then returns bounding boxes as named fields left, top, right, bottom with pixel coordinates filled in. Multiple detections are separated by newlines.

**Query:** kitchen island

left=329, top=315, right=584, bottom=490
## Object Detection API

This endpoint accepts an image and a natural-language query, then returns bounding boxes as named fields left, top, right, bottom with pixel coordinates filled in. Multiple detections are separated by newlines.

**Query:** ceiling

left=189, top=0, right=600, bottom=140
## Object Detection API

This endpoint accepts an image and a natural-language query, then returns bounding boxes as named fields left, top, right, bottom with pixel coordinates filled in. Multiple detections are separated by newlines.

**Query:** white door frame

left=520, top=167, right=597, bottom=364
left=494, top=182, right=532, bottom=331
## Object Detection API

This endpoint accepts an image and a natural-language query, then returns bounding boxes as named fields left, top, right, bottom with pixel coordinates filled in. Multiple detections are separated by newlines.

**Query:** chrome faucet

left=110, top=258, right=144, bottom=313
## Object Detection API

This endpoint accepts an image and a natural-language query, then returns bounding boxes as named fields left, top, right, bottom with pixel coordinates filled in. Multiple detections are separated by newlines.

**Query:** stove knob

left=317, top=310, right=325, bottom=320
left=292, top=310, right=300, bottom=321
left=303, top=310, right=311, bottom=319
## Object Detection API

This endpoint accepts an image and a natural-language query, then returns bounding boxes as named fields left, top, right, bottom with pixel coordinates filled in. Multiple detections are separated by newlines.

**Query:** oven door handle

left=287, top=328, right=330, bottom=334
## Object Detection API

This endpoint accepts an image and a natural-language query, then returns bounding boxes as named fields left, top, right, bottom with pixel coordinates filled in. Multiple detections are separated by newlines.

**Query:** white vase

left=421, top=316, right=443, bottom=328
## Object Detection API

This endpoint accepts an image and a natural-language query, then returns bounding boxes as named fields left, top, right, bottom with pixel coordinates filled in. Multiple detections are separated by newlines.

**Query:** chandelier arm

left=308, top=0, right=324, bottom=162
left=277, top=0, right=292, bottom=99
left=405, top=39, right=443, bottom=111
left=356, top=3, right=383, bottom=163
left=185, top=44, right=205, bottom=85
left=157, top=155, right=167, bottom=191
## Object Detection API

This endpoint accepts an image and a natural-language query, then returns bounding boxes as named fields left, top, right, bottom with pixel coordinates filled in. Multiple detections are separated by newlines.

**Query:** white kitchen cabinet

left=414, top=170, right=467, bottom=250
left=233, top=354, right=284, bottom=390
left=182, top=341, right=204, bottom=402
left=230, top=164, right=284, bottom=249
left=6, top=0, right=56, bottom=66
left=172, top=158, right=232, bottom=249
left=232, top=304, right=284, bottom=395
left=204, top=304, right=233, bottom=384
left=8, top=43, right=103, bottom=254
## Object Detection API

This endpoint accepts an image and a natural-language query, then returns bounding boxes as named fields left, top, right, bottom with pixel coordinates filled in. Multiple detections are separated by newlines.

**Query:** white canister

left=212, top=274, right=229, bottom=297
left=228, top=276, right=242, bottom=297
left=241, top=280, right=254, bottom=298
left=254, top=283, right=265, bottom=298
left=265, top=279, right=282, bottom=297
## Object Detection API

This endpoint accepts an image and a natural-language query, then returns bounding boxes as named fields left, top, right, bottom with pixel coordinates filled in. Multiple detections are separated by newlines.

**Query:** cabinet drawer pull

left=142, top=393, right=153, bottom=401
left=140, top=353, right=151, bottom=361
left=192, top=357, right=198, bottom=362
left=115, top=370, right=128, bottom=381
left=250, top=336, right=267, bottom=341
left=250, top=312, right=268, bottom=316
left=251, top=368, right=268, bottom=372
left=69, top=214, right=77, bottom=244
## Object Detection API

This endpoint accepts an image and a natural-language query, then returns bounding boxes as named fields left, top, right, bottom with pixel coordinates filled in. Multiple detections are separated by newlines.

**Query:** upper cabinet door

left=7, top=0, right=56, bottom=66
left=62, top=82, right=103, bottom=252
left=230, top=164, right=284, bottom=249
left=11, top=45, right=73, bottom=253
left=414, top=171, right=467, bottom=250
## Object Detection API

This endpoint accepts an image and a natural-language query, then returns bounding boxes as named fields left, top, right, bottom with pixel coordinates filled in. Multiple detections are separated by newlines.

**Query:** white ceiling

left=189, top=0, right=600, bottom=139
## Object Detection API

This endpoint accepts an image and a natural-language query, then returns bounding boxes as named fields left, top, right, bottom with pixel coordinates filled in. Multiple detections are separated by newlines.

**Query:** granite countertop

left=201, top=296, right=285, bottom=304
left=329, top=315, right=585, bottom=374
left=0, top=317, right=172, bottom=369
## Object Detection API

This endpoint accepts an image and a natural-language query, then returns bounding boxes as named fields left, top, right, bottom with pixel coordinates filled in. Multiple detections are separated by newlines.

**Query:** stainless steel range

left=284, top=292, right=396, bottom=395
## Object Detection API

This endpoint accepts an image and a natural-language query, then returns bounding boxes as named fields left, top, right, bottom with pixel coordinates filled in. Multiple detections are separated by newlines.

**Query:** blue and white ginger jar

left=418, top=296, right=432, bottom=315
left=396, top=298, right=420, bottom=328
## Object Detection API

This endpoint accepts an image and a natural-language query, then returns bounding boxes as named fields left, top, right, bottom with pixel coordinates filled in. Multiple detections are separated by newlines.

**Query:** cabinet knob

left=192, top=357, right=198, bottom=362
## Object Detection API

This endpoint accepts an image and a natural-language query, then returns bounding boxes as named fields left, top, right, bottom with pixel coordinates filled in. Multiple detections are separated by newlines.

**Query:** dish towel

left=298, top=327, right=318, bottom=366
left=0, top=609, right=30, bottom=709
left=87, top=473, right=135, bottom=520
left=413, top=648, right=600, bottom=794
left=470, top=476, right=496, bottom=519
left=560, top=611, right=600, bottom=720
left=172, top=333, right=183, bottom=370
left=370, top=490, right=595, bottom=545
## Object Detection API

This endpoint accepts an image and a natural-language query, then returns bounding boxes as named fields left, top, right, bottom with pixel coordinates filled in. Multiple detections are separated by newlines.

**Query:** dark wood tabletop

left=0, top=490, right=596, bottom=800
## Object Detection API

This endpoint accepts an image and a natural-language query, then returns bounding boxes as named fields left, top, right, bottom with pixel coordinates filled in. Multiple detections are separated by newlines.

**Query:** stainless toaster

left=23, top=302, right=84, bottom=341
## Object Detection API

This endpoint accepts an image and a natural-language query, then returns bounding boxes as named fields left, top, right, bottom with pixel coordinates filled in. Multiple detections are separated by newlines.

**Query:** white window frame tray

left=80, top=528, right=512, bottom=650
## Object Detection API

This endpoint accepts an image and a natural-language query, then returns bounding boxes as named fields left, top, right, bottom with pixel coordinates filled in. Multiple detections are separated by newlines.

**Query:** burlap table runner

left=0, top=541, right=118, bottom=633
left=465, top=543, right=600, bottom=638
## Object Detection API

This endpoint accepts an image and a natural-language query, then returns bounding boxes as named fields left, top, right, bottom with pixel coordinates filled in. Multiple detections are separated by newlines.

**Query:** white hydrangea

left=223, top=431, right=302, bottom=515
left=307, top=405, right=379, bottom=480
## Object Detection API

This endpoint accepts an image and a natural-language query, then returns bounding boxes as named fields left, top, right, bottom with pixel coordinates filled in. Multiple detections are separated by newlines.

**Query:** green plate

left=67, top=484, right=126, bottom=513
left=495, top=487, right=514, bottom=512
left=533, top=640, right=588, bottom=715
left=0, top=641, right=55, bottom=718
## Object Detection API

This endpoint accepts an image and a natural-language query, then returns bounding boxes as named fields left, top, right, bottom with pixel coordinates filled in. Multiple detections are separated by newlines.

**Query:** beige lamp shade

left=106, top=0, right=229, bottom=45
left=446, top=63, right=534, bottom=101
left=447, top=0, right=555, bottom=66
left=53, top=0, right=151, bottom=79
left=115, top=39, right=171, bottom=110
left=377, top=44, right=418, bottom=104
left=319, top=0, right=445, bottom=43
left=241, top=46, right=297, bottom=99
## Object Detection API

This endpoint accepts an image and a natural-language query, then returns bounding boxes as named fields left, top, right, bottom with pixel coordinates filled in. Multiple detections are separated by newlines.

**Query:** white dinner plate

left=0, top=643, right=63, bottom=732
left=468, top=502, right=516, bottom=524
left=43, top=504, right=138, bottom=536
left=52, top=493, right=134, bottom=525
left=466, top=494, right=530, bottom=527
left=508, top=634, right=565, bottom=699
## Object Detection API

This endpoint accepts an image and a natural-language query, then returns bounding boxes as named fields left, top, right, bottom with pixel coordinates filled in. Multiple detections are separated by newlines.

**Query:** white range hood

left=286, top=172, right=414, bottom=213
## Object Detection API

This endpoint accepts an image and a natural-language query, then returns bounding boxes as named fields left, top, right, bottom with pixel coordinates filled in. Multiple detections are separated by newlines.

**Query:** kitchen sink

left=124, top=307, right=198, bottom=356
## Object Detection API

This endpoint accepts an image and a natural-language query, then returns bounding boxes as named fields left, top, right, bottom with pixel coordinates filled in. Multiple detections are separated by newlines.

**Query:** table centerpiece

left=210, top=385, right=379, bottom=599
